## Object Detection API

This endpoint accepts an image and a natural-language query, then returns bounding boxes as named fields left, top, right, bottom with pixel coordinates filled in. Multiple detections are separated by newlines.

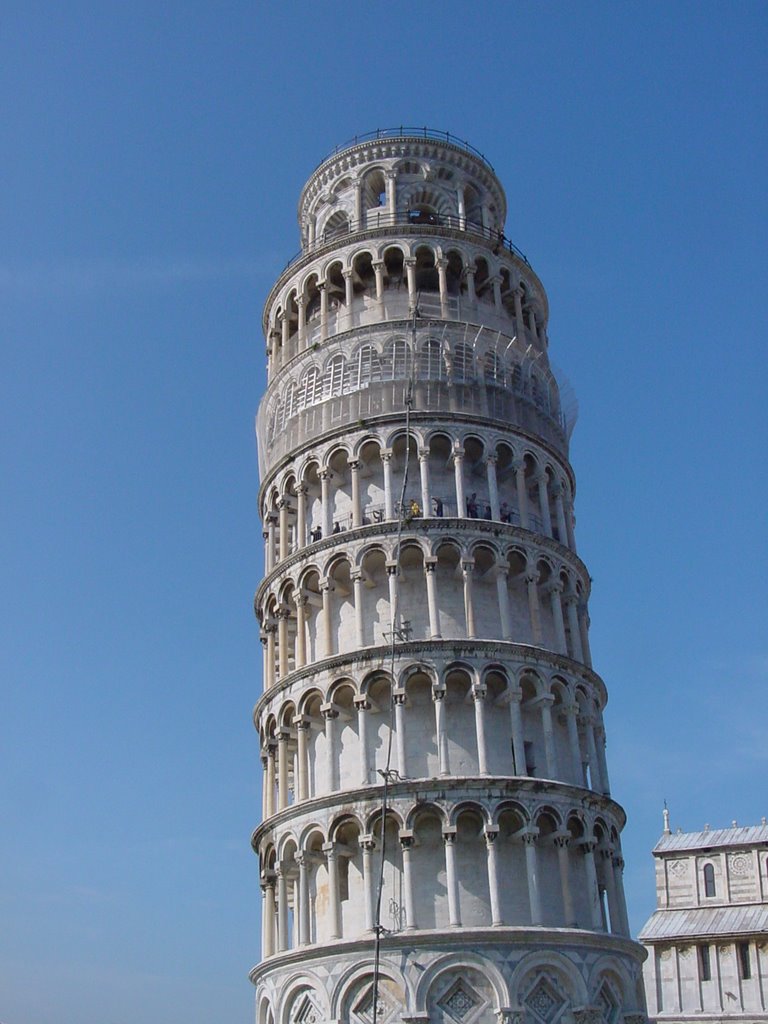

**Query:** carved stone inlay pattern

left=291, top=994, right=319, bottom=1024
left=597, top=982, right=620, bottom=1024
left=438, top=979, right=482, bottom=1022
left=524, top=978, right=566, bottom=1024
left=667, top=859, right=687, bottom=877
left=354, top=985, right=395, bottom=1024
left=728, top=852, right=750, bottom=876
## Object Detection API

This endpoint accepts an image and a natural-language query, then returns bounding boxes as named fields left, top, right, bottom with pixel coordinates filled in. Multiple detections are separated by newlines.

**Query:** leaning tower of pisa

left=251, top=129, right=647, bottom=1024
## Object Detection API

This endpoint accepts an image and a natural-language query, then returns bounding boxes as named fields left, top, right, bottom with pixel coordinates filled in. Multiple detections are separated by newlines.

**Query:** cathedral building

left=640, top=815, right=768, bottom=1022
left=250, top=128, right=647, bottom=1024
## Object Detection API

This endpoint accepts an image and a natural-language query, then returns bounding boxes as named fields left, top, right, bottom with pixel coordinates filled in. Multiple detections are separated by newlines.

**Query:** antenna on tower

left=663, top=800, right=671, bottom=835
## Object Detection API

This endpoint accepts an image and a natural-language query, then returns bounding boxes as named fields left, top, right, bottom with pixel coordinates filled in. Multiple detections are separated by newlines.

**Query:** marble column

left=294, top=593, right=307, bottom=669
left=277, top=726, right=291, bottom=811
left=526, top=571, right=543, bottom=645
left=535, top=473, right=552, bottom=537
left=496, top=565, right=513, bottom=639
left=319, top=282, right=328, bottom=341
left=522, top=832, right=543, bottom=925
left=485, top=828, right=503, bottom=925
left=485, top=455, right=500, bottom=520
left=349, top=460, right=362, bottom=527
left=473, top=684, right=489, bottom=774
left=552, top=482, right=568, bottom=545
left=404, top=258, right=417, bottom=310
left=400, top=832, right=417, bottom=930
left=321, top=703, right=338, bottom=793
left=381, top=452, right=394, bottom=520
left=352, top=570, right=365, bottom=648
left=437, top=258, right=449, bottom=317
left=361, top=835, right=376, bottom=931
left=539, top=695, right=559, bottom=779
left=294, top=716, right=310, bottom=802
left=462, top=559, right=476, bottom=638
left=508, top=688, right=527, bottom=776
left=514, top=460, right=530, bottom=528
left=296, top=853, right=310, bottom=945
left=433, top=688, right=449, bottom=775
left=296, top=484, right=307, bottom=549
left=320, top=469, right=332, bottom=537
left=564, top=594, right=585, bottom=662
left=355, top=696, right=371, bottom=785
left=554, top=834, right=576, bottom=926
left=453, top=449, right=466, bottom=517
left=564, top=703, right=583, bottom=784
left=419, top=450, right=431, bottom=514
left=393, top=690, right=407, bottom=778
left=320, top=580, right=333, bottom=658
left=548, top=584, right=568, bottom=655
left=323, top=842, right=341, bottom=940
left=261, top=874, right=276, bottom=957
left=580, top=840, right=604, bottom=930
left=424, top=559, right=441, bottom=638
left=276, top=865, right=288, bottom=951
left=444, top=830, right=461, bottom=926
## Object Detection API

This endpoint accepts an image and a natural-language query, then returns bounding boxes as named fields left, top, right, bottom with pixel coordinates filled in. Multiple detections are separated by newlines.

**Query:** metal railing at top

left=313, top=127, right=495, bottom=173
left=278, top=210, right=530, bottom=277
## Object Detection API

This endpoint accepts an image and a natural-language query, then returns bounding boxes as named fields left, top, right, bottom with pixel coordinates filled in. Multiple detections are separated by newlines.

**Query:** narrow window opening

left=738, top=942, right=751, bottom=980
left=699, top=944, right=711, bottom=981
left=703, top=863, right=716, bottom=898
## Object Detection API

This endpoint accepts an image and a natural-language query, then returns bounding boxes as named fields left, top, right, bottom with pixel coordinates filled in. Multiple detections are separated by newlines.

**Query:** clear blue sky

left=1, top=3, right=766, bottom=1022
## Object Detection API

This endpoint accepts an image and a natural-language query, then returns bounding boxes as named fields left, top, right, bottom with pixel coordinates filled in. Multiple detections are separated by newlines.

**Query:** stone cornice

left=254, top=518, right=590, bottom=608
left=252, top=639, right=608, bottom=723
left=249, top=925, right=646, bottom=985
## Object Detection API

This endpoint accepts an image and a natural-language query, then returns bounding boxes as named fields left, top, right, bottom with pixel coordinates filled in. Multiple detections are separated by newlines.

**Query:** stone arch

left=588, top=959, right=637, bottom=1020
left=333, top=959, right=409, bottom=1024
left=416, top=953, right=508, bottom=1023
left=409, top=801, right=450, bottom=929
left=279, top=976, right=329, bottom=1024
left=510, top=951, right=589, bottom=1019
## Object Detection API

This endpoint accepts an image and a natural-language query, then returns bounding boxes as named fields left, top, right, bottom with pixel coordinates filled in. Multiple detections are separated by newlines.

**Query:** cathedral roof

left=653, top=823, right=768, bottom=854
left=639, top=903, right=768, bottom=942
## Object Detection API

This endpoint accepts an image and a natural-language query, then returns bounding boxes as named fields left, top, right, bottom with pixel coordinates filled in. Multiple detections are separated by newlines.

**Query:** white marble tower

left=251, top=128, right=647, bottom=1024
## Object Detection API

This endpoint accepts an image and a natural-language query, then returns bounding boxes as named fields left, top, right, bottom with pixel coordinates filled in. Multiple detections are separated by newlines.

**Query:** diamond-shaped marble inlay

left=525, top=978, right=566, bottom=1024
left=597, top=982, right=620, bottom=1024
left=291, top=995, right=319, bottom=1024
left=438, top=979, right=481, bottom=1022
left=354, top=984, right=393, bottom=1024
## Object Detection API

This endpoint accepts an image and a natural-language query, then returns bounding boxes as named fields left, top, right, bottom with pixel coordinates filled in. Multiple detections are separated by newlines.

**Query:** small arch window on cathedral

left=703, top=862, right=716, bottom=898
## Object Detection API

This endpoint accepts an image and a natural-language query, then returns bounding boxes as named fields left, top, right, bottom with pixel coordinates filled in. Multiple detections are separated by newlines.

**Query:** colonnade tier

left=255, top=782, right=630, bottom=956
left=255, top=649, right=609, bottom=815
left=258, top=420, right=576, bottom=554
left=262, top=235, right=549, bottom=384
left=256, top=327, right=572, bottom=482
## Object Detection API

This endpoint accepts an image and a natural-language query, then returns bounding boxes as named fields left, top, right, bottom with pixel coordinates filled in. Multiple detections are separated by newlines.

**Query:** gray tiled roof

left=653, top=824, right=768, bottom=854
left=639, top=904, right=768, bottom=942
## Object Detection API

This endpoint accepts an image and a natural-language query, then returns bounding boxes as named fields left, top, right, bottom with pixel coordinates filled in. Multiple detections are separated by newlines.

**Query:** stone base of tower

left=251, top=928, right=648, bottom=1024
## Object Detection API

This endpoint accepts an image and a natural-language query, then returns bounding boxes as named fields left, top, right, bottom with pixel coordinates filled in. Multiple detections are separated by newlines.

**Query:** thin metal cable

left=371, top=312, right=416, bottom=1024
